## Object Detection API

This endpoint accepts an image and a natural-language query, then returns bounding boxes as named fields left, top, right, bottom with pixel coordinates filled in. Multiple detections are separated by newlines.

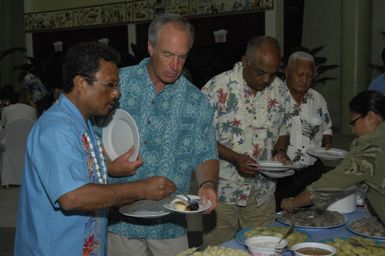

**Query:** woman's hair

left=148, top=13, right=195, bottom=49
left=349, top=90, right=385, bottom=119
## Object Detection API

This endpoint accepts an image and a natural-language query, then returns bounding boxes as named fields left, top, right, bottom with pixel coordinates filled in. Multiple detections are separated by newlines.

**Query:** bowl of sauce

left=245, top=236, right=288, bottom=256
left=291, top=242, right=336, bottom=256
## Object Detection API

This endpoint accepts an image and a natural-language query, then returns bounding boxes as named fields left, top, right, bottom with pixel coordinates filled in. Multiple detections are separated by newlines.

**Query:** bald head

left=245, top=36, right=281, bottom=63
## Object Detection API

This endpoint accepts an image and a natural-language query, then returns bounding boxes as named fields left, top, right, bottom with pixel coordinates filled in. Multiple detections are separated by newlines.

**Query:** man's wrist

left=199, top=180, right=217, bottom=189
left=272, top=148, right=286, bottom=156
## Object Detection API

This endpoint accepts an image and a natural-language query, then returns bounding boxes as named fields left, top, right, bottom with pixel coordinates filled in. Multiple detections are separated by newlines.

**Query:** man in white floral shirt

left=275, top=51, right=333, bottom=211
left=201, top=36, right=292, bottom=246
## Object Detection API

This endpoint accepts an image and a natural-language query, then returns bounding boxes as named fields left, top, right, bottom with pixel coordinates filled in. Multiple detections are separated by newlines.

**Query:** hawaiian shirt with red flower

left=80, top=131, right=107, bottom=256
left=202, top=62, right=291, bottom=206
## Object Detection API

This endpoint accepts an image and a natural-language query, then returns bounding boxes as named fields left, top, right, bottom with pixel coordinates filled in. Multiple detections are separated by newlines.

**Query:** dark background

left=31, top=0, right=304, bottom=89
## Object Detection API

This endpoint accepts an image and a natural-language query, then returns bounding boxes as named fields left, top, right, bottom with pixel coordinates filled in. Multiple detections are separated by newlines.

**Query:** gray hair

left=287, top=51, right=315, bottom=71
left=148, top=13, right=195, bottom=49
left=245, top=36, right=281, bottom=63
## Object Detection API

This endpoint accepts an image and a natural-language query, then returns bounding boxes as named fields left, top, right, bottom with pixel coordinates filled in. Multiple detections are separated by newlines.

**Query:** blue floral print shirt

left=202, top=62, right=291, bottom=206
left=107, top=58, right=218, bottom=239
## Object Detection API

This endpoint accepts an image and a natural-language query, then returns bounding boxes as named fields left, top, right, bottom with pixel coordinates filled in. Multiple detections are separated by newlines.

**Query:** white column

left=265, top=0, right=284, bottom=53
left=127, top=24, right=137, bottom=56
left=340, top=0, right=372, bottom=135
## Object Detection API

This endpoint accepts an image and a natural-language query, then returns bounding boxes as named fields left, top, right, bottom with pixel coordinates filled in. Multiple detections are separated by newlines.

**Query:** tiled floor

left=0, top=186, right=19, bottom=256
left=0, top=132, right=353, bottom=255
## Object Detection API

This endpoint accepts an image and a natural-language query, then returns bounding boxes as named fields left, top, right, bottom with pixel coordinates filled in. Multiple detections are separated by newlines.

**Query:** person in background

left=106, top=13, right=218, bottom=256
left=0, top=88, right=37, bottom=129
left=201, top=36, right=291, bottom=246
left=368, top=47, right=385, bottom=95
left=275, top=51, right=333, bottom=211
left=14, top=41, right=176, bottom=256
left=281, top=90, right=385, bottom=225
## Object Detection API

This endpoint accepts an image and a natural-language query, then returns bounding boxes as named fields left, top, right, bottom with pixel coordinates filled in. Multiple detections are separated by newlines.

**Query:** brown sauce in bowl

left=296, top=247, right=331, bottom=255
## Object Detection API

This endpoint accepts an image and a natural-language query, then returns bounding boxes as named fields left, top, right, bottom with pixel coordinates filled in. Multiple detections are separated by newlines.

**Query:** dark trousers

left=275, top=160, right=330, bottom=212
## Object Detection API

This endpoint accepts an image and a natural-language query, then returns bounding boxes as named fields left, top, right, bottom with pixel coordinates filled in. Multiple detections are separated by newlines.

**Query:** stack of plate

left=249, top=160, right=295, bottom=178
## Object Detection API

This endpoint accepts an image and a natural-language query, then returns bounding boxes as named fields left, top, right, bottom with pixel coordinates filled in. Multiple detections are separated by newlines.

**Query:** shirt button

left=151, top=100, right=155, bottom=104
left=144, top=140, right=148, bottom=144
left=148, top=120, right=151, bottom=124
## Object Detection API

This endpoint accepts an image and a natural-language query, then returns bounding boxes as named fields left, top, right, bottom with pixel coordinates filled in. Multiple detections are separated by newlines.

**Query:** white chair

left=1, top=119, right=34, bottom=186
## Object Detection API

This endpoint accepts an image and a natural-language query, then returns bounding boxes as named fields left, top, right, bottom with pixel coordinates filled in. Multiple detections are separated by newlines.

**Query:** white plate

left=163, top=195, right=212, bottom=214
left=102, top=109, right=140, bottom=161
left=346, top=218, right=385, bottom=240
left=249, top=160, right=294, bottom=171
left=119, top=200, right=170, bottom=218
left=261, top=169, right=295, bottom=178
left=306, top=147, right=348, bottom=160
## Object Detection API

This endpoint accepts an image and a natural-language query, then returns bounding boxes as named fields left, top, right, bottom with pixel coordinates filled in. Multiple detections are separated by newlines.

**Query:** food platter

left=346, top=217, right=385, bottom=240
left=249, top=160, right=294, bottom=171
left=163, top=195, right=212, bottom=214
left=322, top=237, right=385, bottom=255
left=276, top=209, right=347, bottom=229
left=102, top=108, right=140, bottom=161
left=119, top=200, right=169, bottom=218
left=235, top=226, right=309, bottom=247
left=306, top=147, right=348, bottom=160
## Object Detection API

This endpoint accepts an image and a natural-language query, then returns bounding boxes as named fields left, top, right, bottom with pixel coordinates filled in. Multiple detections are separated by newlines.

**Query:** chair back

left=1, top=119, right=34, bottom=186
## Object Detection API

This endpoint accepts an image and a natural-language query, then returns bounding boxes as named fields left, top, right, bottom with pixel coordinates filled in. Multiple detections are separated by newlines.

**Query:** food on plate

left=244, top=226, right=308, bottom=247
left=174, top=200, right=189, bottom=211
left=278, top=209, right=345, bottom=228
left=325, top=237, right=385, bottom=255
left=295, top=247, right=332, bottom=255
left=348, top=216, right=385, bottom=238
left=172, top=199, right=199, bottom=211
left=176, top=246, right=248, bottom=256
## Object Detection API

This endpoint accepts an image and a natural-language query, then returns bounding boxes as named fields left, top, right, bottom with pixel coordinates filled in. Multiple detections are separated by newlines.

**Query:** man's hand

left=272, top=150, right=291, bottom=164
left=107, top=147, right=143, bottom=177
left=142, top=176, right=176, bottom=200
left=234, top=153, right=260, bottom=177
left=199, top=181, right=217, bottom=214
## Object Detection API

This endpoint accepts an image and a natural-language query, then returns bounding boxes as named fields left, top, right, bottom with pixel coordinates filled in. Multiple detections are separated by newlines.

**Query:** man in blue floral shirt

left=106, top=14, right=219, bottom=256
left=201, top=36, right=291, bottom=246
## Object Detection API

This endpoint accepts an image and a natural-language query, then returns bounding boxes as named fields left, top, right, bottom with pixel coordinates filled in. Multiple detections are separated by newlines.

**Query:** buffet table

left=220, top=207, right=373, bottom=254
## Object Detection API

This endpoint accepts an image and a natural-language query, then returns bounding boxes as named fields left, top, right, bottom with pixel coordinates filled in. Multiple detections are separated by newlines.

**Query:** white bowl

left=245, top=236, right=288, bottom=256
left=327, top=187, right=357, bottom=213
left=291, top=242, right=336, bottom=256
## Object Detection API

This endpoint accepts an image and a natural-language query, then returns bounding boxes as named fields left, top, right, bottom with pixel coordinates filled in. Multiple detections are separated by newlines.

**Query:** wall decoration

left=74, top=4, right=125, bottom=26
left=164, top=0, right=189, bottom=16
left=133, top=0, right=156, bottom=21
left=125, top=2, right=133, bottom=22
left=24, top=0, right=273, bottom=32
left=25, top=10, right=73, bottom=32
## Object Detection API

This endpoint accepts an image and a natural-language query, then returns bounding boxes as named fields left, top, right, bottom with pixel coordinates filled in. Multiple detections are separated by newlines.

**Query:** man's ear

left=73, top=75, right=88, bottom=94
left=367, top=110, right=383, bottom=126
left=241, top=55, right=248, bottom=67
left=147, top=41, right=154, bottom=57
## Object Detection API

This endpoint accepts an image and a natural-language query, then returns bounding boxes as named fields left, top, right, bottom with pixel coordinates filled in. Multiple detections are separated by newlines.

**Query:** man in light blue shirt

left=14, top=42, right=176, bottom=256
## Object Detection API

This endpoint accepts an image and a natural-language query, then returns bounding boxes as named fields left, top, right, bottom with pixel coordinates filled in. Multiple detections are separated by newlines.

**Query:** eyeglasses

left=349, top=116, right=362, bottom=127
left=81, top=75, right=120, bottom=92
